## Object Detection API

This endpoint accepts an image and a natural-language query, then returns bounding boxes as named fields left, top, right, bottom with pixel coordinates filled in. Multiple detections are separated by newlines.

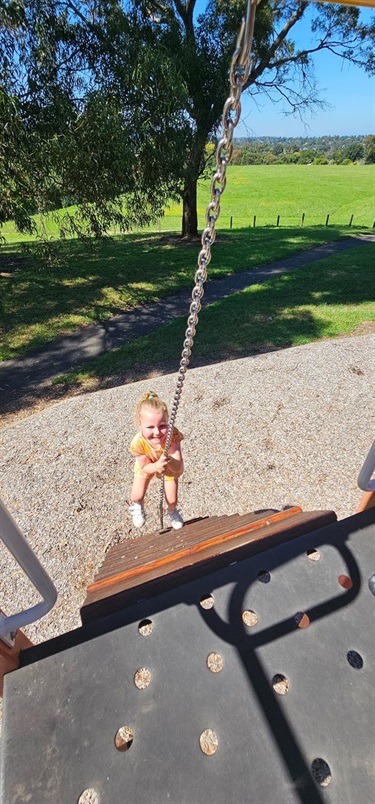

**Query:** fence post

left=349, top=214, right=354, bottom=227
left=230, top=216, right=233, bottom=230
left=276, top=215, right=280, bottom=227
left=325, top=214, right=330, bottom=226
left=253, top=215, right=256, bottom=228
left=301, top=212, right=305, bottom=227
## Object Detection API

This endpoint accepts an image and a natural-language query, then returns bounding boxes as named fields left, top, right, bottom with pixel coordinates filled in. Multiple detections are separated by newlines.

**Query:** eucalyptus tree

left=0, top=0, right=190, bottom=237
left=146, top=0, right=374, bottom=236
left=1, top=1, right=374, bottom=239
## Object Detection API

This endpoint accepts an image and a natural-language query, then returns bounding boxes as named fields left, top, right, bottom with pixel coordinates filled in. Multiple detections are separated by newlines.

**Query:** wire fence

left=130, top=211, right=375, bottom=235
left=3, top=208, right=374, bottom=244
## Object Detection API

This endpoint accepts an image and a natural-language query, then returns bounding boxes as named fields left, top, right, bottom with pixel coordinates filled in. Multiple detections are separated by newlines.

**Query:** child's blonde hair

left=134, top=391, right=169, bottom=427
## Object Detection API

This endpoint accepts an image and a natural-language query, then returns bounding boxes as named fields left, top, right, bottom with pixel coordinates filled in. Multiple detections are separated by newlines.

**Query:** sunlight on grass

left=2, top=165, right=374, bottom=244
left=3, top=224, right=366, bottom=360
left=1, top=161, right=374, bottom=361
left=52, top=244, right=375, bottom=388
left=6, top=314, right=88, bottom=356
left=127, top=282, right=161, bottom=292
left=59, top=277, right=97, bottom=286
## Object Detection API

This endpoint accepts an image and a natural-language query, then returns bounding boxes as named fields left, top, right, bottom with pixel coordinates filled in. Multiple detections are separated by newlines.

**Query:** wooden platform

left=0, top=610, right=33, bottom=697
left=81, top=507, right=337, bottom=625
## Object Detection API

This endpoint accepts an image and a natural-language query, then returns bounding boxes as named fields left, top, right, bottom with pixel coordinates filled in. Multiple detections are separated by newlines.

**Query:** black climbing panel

left=1, top=509, right=374, bottom=804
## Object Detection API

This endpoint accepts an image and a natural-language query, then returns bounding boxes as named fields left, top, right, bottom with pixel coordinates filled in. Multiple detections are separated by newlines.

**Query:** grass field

left=1, top=165, right=374, bottom=243
left=204, top=164, right=375, bottom=229
left=1, top=165, right=374, bottom=361
left=55, top=244, right=375, bottom=389
left=0, top=226, right=369, bottom=361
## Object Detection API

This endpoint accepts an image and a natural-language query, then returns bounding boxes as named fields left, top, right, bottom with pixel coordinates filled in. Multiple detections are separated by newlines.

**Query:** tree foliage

left=1, top=1, right=374, bottom=239
left=364, top=134, right=375, bottom=163
left=230, top=134, right=373, bottom=164
left=0, top=0, right=190, bottom=236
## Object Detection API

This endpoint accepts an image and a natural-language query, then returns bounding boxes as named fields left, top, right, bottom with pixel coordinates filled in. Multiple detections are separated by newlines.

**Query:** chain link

left=159, top=1, right=258, bottom=528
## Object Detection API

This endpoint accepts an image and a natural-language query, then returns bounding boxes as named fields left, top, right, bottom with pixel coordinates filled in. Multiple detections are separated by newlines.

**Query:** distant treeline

left=231, top=135, right=375, bottom=165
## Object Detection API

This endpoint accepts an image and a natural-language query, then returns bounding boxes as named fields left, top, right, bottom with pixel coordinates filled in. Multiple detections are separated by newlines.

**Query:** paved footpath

left=0, top=234, right=373, bottom=405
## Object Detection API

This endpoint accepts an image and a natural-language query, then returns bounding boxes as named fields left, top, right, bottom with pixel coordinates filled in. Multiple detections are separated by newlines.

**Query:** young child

left=129, top=391, right=184, bottom=529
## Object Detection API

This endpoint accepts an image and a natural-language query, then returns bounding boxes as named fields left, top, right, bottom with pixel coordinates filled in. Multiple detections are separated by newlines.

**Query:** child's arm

left=135, top=453, right=169, bottom=476
left=165, top=444, right=184, bottom=477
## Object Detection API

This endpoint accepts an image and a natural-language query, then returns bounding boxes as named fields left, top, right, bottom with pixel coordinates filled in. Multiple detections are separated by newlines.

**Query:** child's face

left=139, top=405, right=168, bottom=447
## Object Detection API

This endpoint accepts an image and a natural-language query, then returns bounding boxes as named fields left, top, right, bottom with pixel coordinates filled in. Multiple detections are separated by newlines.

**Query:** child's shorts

left=134, top=461, right=182, bottom=481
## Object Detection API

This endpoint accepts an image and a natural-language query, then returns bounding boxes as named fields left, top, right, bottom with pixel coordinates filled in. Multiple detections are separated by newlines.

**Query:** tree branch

left=185, top=0, right=196, bottom=27
left=63, top=1, right=97, bottom=32
left=172, top=0, right=196, bottom=43
left=248, top=1, right=308, bottom=85
left=173, top=0, right=188, bottom=24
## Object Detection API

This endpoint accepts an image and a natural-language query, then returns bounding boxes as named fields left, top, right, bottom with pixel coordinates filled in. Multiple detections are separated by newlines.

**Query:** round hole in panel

left=78, top=789, right=100, bottom=804
left=367, top=573, right=375, bottom=597
left=138, top=619, right=154, bottom=636
left=257, top=570, right=271, bottom=584
left=200, top=594, right=215, bottom=610
left=347, top=650, right=363, bottom=669
left=294, top=611, right=310, bottom=629
left=338, top=575, right=353, bottom=590
left=207, top=652, right=224, bottom=673
left=114, top=725, right=134, bottom=752
left=311, top=757, right=332, bottom=787
left=242, top=610, right=258, bottom=627
left=307, top=548, right=320, bottom=561
left=272, top=674, right=290, bottom=695
left=134, top=667, right=152, bottom=689
left=199, top=729, right=219, bottom=756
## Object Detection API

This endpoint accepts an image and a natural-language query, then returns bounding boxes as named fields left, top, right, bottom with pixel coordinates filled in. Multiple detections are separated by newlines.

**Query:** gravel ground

left=1, top=335, right=374, bottom=648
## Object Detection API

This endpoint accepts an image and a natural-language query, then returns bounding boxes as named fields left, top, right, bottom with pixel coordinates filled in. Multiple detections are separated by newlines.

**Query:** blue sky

left=195, top=2, right=374, bottom=137
left=236, top=5, right=374, bottom=137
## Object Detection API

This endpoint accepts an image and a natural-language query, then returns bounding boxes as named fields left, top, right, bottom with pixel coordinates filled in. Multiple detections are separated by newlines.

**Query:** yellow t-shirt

left=130, top=427, right=184, bottom=478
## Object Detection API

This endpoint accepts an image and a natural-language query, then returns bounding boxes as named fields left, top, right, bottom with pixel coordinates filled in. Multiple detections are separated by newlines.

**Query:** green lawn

left=1, top=226, right=367, bottom=361
left=55, top=244, right=375, bottom=389
left=209, top=164, right=375, bottom=229
left=1, top=164, right=374, bottom=361
left=1, top=164, right=374, bottom=242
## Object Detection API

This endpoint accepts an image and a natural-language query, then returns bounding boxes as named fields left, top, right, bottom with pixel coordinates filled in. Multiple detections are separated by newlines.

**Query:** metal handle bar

left=0, top=498, right=57, bottom=645
left=357, top=440, right=375, bottom=492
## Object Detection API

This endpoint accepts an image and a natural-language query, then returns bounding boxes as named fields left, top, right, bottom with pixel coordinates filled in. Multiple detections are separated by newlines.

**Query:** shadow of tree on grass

left=1, top=241, right=374, bottom=429
left=0, top=225, right=364, bottom=359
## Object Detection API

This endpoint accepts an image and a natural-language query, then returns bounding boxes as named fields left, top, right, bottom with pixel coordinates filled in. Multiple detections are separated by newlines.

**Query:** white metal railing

left=357, top=440, right=375, bottom=492
left=0, top=498, right=57, bottom=646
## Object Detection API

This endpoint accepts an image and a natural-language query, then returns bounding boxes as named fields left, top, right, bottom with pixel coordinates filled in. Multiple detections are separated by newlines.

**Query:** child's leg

left=131, top=474, right=151, bottom=504
left=129, top=474, right=151, bottom=528
left=164, top=479, right=183, bottom=529
left=164, top=478, right=178, bottom=511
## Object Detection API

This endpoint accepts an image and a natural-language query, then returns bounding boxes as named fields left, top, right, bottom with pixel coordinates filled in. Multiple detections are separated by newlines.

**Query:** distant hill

left=231, top=135, right=375, bottom=165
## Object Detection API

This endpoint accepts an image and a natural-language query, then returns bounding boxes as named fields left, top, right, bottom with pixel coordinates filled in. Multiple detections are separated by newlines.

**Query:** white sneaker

left=129, top=502, right=145, bottom=528
left=168, top=508, right=184, bottom=529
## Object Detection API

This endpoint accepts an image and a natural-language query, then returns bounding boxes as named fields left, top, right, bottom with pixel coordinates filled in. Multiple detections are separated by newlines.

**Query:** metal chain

left=159, top=0, right=259, bottom=529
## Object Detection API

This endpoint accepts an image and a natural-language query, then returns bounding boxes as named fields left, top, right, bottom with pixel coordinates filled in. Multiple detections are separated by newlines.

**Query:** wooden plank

left=95, top=514, right=264, bottom=580
left=357, top=491, right=375, bottom=513
left=91, top=509, right=301, bottom=586
left=96, top=516, right=227, bottom=576
left=95, top=511, right=282, bottom=582
left=93, top=518, right=216, bottom=579
left=0, top=611, right=33, bottom=697
left=102, top=516, right=222, bottom=564
left=81, top=509, right=336, bottom=625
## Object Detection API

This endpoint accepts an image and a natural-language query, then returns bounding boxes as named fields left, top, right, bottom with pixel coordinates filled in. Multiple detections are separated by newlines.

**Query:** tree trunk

left=182, top=179, right=198, bottom=242
left=181, top=128, right=209, bottom=239
left=182, top=177, right=198, bottom=238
